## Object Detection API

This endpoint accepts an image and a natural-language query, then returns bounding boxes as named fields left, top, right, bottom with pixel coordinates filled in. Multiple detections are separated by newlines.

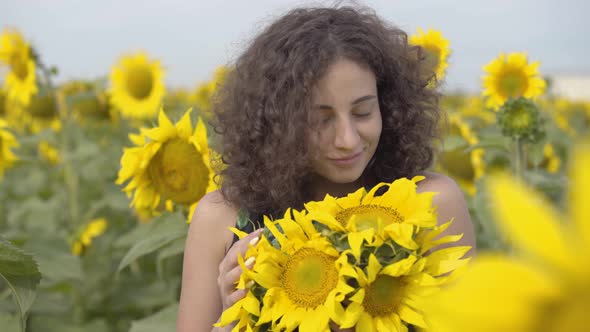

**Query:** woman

left=177, top=5, right=475, bottom=331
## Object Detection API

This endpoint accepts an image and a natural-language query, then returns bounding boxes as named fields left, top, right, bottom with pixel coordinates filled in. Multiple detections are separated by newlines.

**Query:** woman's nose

left=333, top=117, right=360, bottom=150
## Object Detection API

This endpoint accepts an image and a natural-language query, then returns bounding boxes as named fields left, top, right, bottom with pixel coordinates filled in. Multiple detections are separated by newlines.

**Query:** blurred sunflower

left=424, top=141, right=590, bottom=332
left=482, top=52, right=545, bottom=109
left=61, top=80, right=116, bottom=123
left=0, top=90, right=5, bottom=117
left=458, top=96, right=495, bottom=124
left=71, top=218, right=108, bottom=256
left=0, top=118, right=19, bottom=178
left=191, top=65, right=229, bottom=116
left=409, top=28, right=450, bottom=81
left=0, top=28, right=37, bottom=108
left=26, top=93, right=61, bottom=133
left=546, top=97, right=590, bottom=137
left=537, top=143, right=561, bottom=174
left=109, top=52, right=165, bottom=119
left=116, top=108, right=217, bottom=214
left=437, top=114, right=485, bottom=195
left=38, top=140, right=60, bottom=165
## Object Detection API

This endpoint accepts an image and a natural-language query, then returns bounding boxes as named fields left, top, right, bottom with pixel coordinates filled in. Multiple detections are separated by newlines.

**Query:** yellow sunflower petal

left=398, top=304, right=427, bottom=328
left=381, top=255, right=418, bottom=277
left=175, top=107, right=193, bottom=140
left=357, top=312, right=376, bottom=332
left=570, top=141, right=590, bottom=252
left=423, top=254, right=560, bottom=332
left=487, top=174, right=574, bottom=271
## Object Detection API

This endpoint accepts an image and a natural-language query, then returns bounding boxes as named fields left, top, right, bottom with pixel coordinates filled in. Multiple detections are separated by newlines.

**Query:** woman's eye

left=353, top=111, right=371, bottom=118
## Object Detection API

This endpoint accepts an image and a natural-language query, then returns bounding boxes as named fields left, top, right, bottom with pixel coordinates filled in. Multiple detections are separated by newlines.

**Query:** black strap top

left=228, top=210, right=264, bottom=250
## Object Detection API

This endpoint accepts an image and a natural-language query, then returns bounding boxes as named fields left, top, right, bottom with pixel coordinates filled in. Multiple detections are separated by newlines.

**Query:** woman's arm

left=177, top=191, right=237, bottom=332
left=417, top=172, right=477, bottom=257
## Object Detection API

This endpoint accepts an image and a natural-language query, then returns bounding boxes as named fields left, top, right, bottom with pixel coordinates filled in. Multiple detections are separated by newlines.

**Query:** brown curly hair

left=213, top=5, right=443, bottom=219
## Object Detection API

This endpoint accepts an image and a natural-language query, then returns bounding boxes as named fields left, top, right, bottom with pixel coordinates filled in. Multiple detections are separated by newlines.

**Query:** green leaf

left=524, top=169, right=567, bottom=198
left=0, top=312, right=20, bottom=332
left=157, top=236, right=186, bottom=263
left=0, top=237, right=42, bottom=328
left=117, top=212, right=188, bottom=272
left=469, top=182, right=507, bottom=252
left=442, top=135, right=467, bottom=151
left=464, top=136, right=510, bottom=153
left=24, top=236, right=83, bottom=283
left=129, top=303, right=178, bottom=332
left=528, top=140, right=546, bottom=168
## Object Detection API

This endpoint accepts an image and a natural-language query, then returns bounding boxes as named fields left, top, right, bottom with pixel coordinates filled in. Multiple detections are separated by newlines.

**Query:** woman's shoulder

left=414, top=171, right=462, bottom=194
left=414, top=171, right=476, bottom=255
left=188, top=190, right=239, bottom=253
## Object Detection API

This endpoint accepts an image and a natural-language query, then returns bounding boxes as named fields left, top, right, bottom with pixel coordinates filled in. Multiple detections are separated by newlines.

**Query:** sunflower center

left=126, top=65, right=154, bottom=100
left=10, top=58, right=29, bottom=80
left=336, top=205, right=403, bottom=230
left=499, top=70, right=528, bottom=98
left=281, top=248, right=338, bottom=308
left=506, top=107, right=532, bottom=131
left=28, top=95, right=58, bottom=118
left=363, top=275, right=404, bottom=317
left=147, top=138, right=210, bottom=204
left=424, top=47, right=440, bottom=69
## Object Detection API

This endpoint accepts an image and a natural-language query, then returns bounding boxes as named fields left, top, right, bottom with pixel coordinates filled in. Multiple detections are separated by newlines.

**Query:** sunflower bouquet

left=215, top=176, right=471, bottom=332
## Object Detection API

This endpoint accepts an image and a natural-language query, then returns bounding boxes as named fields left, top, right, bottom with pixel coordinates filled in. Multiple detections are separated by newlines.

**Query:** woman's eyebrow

left=351, top=94, right=376, bottom=106
left=315, top=95, right=376, bottom=110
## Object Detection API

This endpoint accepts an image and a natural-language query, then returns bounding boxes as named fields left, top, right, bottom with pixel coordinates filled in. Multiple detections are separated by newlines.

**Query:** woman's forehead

left=311, top=58, right=377, bottom=106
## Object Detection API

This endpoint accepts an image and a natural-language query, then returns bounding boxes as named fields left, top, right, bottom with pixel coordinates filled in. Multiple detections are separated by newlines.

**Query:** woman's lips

left=328, top=151, right=363, bottom=166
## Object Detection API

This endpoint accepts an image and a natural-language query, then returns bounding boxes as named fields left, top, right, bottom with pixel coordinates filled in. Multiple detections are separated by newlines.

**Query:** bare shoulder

left=178, top=190, right=239, bottom=330
left=415, top=171, right=462, bottom=195
left=415, top=171, right=477, bottom=255
left=188, top=189, right=239, bottom=253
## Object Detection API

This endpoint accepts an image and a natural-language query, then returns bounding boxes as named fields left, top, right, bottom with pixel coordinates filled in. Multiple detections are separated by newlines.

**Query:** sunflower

left=409, top=28, right=450, bottom=81
left=192, top=65, right=230, bottom=117
left=531, top=142, right=561, bottom=174
left=71, top=218, right=108, bottom=256
left=306, top=176, right=438, bottom=259
left=0, top=28, right=37, bottom=108
left=423, top=141, right=590, bottom=332
left=482, top=52, right=546, bottom=110
left=0, top=118, right=19, bottom=177
left=437, top=113, right=485, bottom=195
left=25, top=93, right=62, bottom=134
left=109, top=52, right=165, bottom=119
left=116, top=108, right=217, bottom=214
left=61, top=80, right=115, bottom=123
left=38, top=140, right=60, bottom=165
left=217, top=210, right=353, bottom=331
left=338, top=246, right=469, bottom=332
left=0, top=28, right=29, bottom=64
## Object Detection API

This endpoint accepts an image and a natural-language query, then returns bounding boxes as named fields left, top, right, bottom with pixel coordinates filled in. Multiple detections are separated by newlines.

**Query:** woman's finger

left=226, top=288, right=248, bottom=308
left=221, top=228, right=263, bottom=273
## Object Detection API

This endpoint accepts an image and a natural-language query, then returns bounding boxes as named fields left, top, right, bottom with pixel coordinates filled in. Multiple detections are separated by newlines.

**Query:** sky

left=1, top=0, right=589, bottom=92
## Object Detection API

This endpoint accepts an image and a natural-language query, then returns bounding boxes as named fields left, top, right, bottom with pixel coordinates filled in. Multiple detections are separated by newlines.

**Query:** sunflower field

left=0, top=25, right=589, bottom=332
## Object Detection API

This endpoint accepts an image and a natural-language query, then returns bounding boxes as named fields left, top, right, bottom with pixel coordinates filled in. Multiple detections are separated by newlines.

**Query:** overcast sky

left=1, top=0, right=589, bottom=92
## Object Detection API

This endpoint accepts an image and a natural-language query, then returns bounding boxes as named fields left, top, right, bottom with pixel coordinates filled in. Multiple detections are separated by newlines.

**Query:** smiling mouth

left=329, top=151, right=363, bottom=163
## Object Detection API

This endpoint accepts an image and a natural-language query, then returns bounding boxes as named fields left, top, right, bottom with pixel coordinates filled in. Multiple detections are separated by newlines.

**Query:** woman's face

left=308, top=57, right=382, bottom=185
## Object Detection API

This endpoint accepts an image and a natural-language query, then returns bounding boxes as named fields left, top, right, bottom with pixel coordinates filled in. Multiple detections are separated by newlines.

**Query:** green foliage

left=0, top=237, right=42, bottom=330
left=128, top=303, right=178, bottom=332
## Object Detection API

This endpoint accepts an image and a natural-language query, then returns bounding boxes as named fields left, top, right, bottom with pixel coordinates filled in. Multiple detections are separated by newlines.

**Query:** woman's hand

left=217, top=228, right=264, bottom=311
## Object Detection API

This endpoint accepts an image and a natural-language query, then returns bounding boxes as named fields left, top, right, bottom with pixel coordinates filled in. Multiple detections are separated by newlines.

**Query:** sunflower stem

left=513, top=137, right=526, bottom=181
left=38, top=62, right=80, bottom=229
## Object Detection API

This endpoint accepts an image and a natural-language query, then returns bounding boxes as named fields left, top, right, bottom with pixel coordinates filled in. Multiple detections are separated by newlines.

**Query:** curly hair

left=213, top=5, right=443, bottom=219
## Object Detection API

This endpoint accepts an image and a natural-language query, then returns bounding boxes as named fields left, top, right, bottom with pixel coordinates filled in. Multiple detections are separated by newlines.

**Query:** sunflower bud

left=497, top=97, right=545, bottom=143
